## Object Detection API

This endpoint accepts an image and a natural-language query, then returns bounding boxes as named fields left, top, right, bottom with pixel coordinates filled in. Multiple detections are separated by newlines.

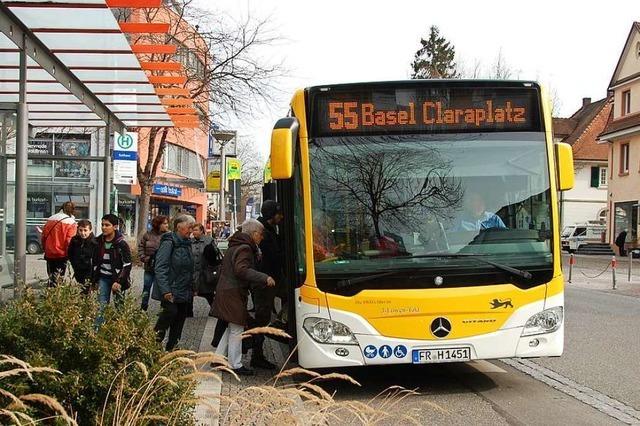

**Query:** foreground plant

left=0, top=283, right=196, bottom=425
left=0, top=355, right=77, bottom=425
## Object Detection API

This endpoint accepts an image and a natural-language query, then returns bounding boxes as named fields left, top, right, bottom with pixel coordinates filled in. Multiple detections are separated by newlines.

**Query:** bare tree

left=128, top=1, right=283, bottom=237
left=312, top=137, right=463, bottom=240
left=490, top=49, right=520, bottom=80
left=235, top=136, right=265, bottom=222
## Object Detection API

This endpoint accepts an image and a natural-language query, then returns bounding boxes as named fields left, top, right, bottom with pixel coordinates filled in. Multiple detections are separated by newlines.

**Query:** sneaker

left=233, top=366, right=254, bottom=376
left=250, top=357, right=276, bottom=370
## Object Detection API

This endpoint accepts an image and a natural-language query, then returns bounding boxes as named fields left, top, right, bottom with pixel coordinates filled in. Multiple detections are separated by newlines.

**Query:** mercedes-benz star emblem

left=430, top=317, right=451, bottom=338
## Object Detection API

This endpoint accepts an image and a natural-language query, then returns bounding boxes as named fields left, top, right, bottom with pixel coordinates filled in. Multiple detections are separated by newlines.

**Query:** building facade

left=553, top=98, right=612, bottom=228
left=118, top=5, right=210, bottom=235
left=599, top=22, right=640, bottom=250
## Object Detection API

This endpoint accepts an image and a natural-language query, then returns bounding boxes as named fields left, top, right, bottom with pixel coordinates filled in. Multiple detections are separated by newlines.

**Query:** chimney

left=582, top=97, right=592, bottom=108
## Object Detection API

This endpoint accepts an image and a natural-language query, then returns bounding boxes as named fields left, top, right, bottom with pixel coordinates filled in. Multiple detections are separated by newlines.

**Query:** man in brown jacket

left=212, top=219, right=275, bottom=376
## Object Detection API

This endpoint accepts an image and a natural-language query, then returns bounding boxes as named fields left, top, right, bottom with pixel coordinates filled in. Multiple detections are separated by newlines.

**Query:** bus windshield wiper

left=335, top=271, right=396, bottom=289
left=398, top=253, right=532, bottom=280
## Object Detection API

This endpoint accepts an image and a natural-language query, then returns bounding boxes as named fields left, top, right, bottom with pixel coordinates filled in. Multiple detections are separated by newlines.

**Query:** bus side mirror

left=270, top=117, right=299, bottom=180
left=555, top=142, right=574, bottom=191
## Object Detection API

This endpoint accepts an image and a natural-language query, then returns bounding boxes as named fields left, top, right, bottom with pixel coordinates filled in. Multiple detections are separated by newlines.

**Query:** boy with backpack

left=67, top=219, right=97, bottom=293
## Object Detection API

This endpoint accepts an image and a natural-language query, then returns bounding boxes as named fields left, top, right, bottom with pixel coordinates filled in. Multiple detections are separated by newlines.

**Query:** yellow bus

left=267, top=80, right=574, bottom=368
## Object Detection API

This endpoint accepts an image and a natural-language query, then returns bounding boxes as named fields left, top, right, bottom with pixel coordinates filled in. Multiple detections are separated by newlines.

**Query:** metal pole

left=612, top=256, right=617, bottom=290
left=14, top=37, right=28, bottom=291
left=629, top=251, right=633, bottom=282
left=0, top=114, right=8, bottom=259
left=103, top=126, right=111, bottom=214
left=219, top=142, right=226, bottom=225
left=568, top=253, right=574, bottom=283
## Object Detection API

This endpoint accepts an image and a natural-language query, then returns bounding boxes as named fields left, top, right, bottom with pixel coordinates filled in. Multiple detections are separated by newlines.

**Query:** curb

left=195, top=316, right=221, bottom=426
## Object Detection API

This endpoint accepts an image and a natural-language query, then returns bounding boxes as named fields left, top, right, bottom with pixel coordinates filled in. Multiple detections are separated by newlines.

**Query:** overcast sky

left=200, top=0, right=637, bottom=158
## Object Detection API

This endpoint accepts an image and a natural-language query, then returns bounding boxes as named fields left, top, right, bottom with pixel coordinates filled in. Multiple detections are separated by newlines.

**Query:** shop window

left=614, top=201, right=638, bottom=242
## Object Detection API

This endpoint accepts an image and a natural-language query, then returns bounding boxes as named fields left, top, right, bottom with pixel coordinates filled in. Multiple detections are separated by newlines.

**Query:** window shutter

left=590, top=167, right=600, bottom=187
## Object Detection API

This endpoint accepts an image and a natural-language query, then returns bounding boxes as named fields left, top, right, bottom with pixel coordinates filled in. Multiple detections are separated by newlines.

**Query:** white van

left=561, top=223, right=605, bottom=253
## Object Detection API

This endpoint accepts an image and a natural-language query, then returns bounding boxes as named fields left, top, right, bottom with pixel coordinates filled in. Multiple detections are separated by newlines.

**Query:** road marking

left=502, top=358, right=640, bottom=425
left=468, top=360, right=507, bottom=374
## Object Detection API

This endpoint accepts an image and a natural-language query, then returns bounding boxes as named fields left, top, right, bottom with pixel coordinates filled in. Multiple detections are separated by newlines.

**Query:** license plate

left=412, top=347, right=471, bottom=363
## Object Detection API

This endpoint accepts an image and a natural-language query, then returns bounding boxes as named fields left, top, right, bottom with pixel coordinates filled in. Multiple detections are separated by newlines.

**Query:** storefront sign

left=113, top=131, right=138, bottom=185
left=153, top=184, right=182, bottom=197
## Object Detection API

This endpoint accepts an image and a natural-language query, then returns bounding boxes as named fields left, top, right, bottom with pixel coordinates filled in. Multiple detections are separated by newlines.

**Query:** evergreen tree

left=411, top=26, right=459, bottom=79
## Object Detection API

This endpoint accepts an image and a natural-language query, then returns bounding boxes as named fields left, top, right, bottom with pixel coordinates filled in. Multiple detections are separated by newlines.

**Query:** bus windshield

left=309, top=132, right=553, bottom=280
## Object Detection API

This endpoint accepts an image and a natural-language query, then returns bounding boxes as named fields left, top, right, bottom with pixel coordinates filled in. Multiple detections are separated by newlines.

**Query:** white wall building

left=553, top=97, right=612, bottom=229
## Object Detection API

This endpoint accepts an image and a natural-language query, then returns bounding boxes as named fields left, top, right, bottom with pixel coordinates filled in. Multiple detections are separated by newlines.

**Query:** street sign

left=206, top=157, right=221, bottom=192
left=227, top=158, right=242, bottom=181
left=113, top=131, right=138, bottom=185
left=113, top=161, right=136, bottom=185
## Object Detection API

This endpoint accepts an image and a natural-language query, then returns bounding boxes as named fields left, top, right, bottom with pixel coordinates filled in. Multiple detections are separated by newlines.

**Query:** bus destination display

left=312, top=87, right=541, bottom=136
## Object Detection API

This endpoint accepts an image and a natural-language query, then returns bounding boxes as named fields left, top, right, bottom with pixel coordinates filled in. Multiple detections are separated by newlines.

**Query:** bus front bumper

left=297, top=321, right=564, bottom=369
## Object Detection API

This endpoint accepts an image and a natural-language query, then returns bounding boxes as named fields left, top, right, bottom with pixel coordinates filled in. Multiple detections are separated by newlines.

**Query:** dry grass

left=1, top=327, right=436, bottom=425
left=217, top=366, right=424, bottom=425
left=0, top=355, right=77, bottom=425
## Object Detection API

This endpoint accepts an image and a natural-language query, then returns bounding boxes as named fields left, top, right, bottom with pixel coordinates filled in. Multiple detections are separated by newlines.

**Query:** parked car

left=5, top=224, right=43, bottom=254
left=561, top=223, right=605, bottom=253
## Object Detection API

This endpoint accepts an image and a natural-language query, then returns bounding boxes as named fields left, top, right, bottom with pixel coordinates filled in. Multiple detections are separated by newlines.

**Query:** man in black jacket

left=93, top=214, right=132, bottom=327
left=250, top=200, right=284, bottom=369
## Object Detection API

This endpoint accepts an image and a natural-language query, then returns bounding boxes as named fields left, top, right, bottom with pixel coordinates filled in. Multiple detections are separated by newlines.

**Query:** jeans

left=46, top=259, right=67, bottom=287
left=154, top=300, right=189, bottom=351
left=141, top=271, right=155, bottom=311
left=215, top=322, right=244, bottom=370
left=96, top=276, right=125, bottom=328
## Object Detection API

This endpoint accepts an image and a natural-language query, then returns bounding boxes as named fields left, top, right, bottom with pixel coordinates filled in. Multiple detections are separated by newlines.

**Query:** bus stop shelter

left=0, top=0, right=195, bottom=292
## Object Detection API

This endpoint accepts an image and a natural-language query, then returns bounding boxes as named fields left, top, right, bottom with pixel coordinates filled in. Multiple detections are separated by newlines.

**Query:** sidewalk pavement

left=193, top=316, right=291, bottom=426
left=562, top=253, right=640, bottom=298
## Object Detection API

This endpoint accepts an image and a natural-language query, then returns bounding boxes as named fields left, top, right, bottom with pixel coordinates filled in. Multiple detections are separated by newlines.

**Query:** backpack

left=201, top=240, right=223, bottom=289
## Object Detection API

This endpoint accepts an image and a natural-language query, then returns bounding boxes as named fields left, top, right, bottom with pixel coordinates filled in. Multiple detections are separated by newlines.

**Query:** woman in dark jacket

left=212, top=219, right=275, bottom=376
left=153, top=214, right=195, bottom=351
left=138, top=215, right=169, bottom=311
left=191, top=223, right=219, bottom=305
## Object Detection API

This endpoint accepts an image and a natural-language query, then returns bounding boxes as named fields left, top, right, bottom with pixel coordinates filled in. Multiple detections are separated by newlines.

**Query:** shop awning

left=0, top=0, right=198, bottom=129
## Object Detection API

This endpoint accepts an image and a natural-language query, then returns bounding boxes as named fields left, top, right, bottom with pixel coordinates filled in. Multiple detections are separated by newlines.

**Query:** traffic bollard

left=629, top=252, right=633, bottom=283
left=612, top=256, right=617, bottom=290
left=568, top=253, right=575, bottom=283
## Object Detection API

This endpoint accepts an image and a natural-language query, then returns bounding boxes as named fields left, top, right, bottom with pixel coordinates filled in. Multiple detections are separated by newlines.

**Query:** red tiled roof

left=553, top=118, right=577, bottom=137
left=571, top=100, right=612, bottom=161
left=553, top=98, right=611, bottom=161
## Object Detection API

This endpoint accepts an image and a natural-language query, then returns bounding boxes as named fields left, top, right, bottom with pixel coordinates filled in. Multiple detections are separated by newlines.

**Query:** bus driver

left=455, top=192, right=506, bottom=231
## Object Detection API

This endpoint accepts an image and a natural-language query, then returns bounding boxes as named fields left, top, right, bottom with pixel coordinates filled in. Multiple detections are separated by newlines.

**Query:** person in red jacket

left=41, top=201, right=77, bottom=287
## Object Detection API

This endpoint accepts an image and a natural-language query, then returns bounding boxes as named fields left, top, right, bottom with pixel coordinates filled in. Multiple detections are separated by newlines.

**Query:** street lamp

left=210, top=129, right=236, bottom=230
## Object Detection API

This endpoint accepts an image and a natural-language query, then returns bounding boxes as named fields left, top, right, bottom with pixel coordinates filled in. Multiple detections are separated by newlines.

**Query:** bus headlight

left=522, top=307, right=563, bottom=336
left=303, top=317, right=358, bottom=345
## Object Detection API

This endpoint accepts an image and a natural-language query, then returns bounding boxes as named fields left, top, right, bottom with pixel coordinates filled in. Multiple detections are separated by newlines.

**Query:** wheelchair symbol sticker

left=363, top=345, right=377, bottom=359
left=379, top=345, right=392, bottom=359
left=394, top=345, right=408, bottom=358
